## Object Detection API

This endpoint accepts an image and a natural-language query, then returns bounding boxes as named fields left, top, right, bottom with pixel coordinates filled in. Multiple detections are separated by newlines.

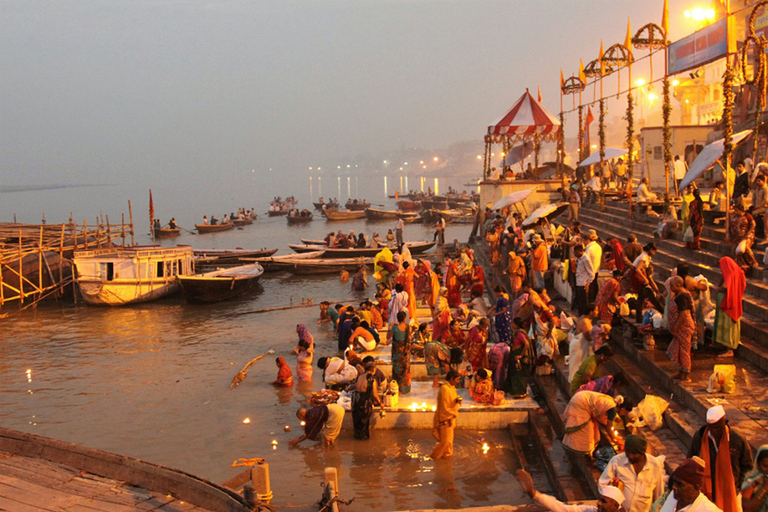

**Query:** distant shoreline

left=0, top=184, right=113, bottom=194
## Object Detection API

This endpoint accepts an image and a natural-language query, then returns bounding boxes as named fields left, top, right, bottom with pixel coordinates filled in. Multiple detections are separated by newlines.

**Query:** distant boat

left=396, top=211, right=421, bottom=223
left=313, top=199, right=339, bottom=211
left=196, top=222, right=234, bottom=233
left=287, top=210, right=313, bottom=223
left=254, top=254, right=372, bottom=275
left=323, top=208, right=366, bottom=221
left=301, top=238, right=327, bottom=245
left=73, top=245, right=195, bottom=306
left=153, top=227, right=181, bottom=239
left=178, top=263, right=264, bottom=303
left=345, top=200, right=370, bottom=211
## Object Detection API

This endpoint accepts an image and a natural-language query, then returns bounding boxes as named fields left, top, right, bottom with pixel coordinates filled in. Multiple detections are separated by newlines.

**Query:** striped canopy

left=487, top=90, right=561, bottom=143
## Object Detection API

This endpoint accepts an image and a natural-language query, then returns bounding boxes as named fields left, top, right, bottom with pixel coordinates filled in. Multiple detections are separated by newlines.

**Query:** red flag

left=585, top=106, right=595, bottom=126
left=149, top=189, right=154, bottom=229
left=584, top=107, right=595, bottom=153
left=537, top=85, right=543, bottom=103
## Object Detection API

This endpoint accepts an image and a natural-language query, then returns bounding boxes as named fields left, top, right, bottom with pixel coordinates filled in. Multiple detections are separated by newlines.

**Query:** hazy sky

left=2, top=1, right=690, bottom=191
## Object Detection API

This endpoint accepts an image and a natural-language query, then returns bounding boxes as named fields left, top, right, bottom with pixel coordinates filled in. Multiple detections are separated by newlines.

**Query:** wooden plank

left=0, top=494, right=57, bottom=512
left=0, top=477, right=89, bottom=510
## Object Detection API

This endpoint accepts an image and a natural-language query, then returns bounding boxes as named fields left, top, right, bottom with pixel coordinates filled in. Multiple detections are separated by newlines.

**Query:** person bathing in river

left=270, top=357, right=293, bottom=387
left=289, top=404, right=345, bottom=447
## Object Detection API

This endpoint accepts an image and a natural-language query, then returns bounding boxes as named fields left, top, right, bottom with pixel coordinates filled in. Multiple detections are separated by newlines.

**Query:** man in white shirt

left=656, top=457, right=721, bottom=512
left=468, top=289, right=490, bottom=317
left=599, top=435, right=665, bottom=512
left=674, top=155, right=688, bottom=195
left=395, top=217, right=405, bottom=247
left=637, top=178, right=658, bottom=202
left=517, top=468, right=626, bottom=512
left=573, top=245, right=594, bottom=316
left=584, top=229, right=603, bottom=303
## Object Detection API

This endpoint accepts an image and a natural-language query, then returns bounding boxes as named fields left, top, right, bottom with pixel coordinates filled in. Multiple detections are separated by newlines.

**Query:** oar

left=230, top=349, right=276, bottom=389
left=228, top=299, right=357, bottom=317
left=180, top=226, right=197, bottom=235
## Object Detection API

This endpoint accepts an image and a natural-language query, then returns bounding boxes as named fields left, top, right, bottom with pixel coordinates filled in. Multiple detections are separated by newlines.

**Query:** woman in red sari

left=445, top=257, right=462, bottom=307
left=686, top=189, right=704, bottom=250
left=594, top=270, right=621, bottom=325
left=271, top=357, right=294, bottom=387
left=464, top=318, right=489, bottom=372
left=666, top=276, right=695, bottom=382
left=609, top=239, right=625, bottom=273
left=470, top=264, right=485, bottom=296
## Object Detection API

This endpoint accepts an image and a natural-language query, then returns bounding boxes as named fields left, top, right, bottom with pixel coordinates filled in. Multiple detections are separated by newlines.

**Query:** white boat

left=73, top=245, right=195, bottom=306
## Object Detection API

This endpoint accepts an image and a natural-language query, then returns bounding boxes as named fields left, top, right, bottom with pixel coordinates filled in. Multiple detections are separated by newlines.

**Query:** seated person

left=317, top=356, right=358, bottom=388
left=636, top=177, right=658, bottom=202
left=469, top=368, right=495, bottom=404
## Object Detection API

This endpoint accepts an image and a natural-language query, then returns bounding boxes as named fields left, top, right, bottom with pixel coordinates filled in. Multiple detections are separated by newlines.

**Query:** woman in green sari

left=506, top=317, right=534, bottom=398
left=742, top=445, right=768, bottom=512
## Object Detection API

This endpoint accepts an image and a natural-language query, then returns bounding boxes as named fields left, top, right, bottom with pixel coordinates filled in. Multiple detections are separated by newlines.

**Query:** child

left=271, top=357, right=294, bottom=387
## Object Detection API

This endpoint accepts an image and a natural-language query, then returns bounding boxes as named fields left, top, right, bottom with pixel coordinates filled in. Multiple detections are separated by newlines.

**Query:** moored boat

left=323, top=208, right=366, bottom=221
left=249, top=250, right=326, bottom=272
left=193, top=248, right=277, bottom=265
left=396, top=200, right=422, bottom=212
left=300, top=238, right=327, bottom=245
left=251, top=255, right=372, bottom=275
left=365, top=207, right=400, bottom=220
left=153, top=227, right=181, bottom=239
left=73, top=245, right=195, bottom=306
left=178, top=263, right=264, bottom=303
left=196, top=222, right=234, bottom=233
left=288, top=240, right=436, bottom=258
left=396, top=211, right=421, bottom=223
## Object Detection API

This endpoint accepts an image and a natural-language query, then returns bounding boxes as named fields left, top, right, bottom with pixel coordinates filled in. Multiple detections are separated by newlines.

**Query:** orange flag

left=599, top=40, right=605, bottom=75
left=662, top=0, right=669, bottom=41
left=579, top=59, right=587, bottom=84
left=625, top=18, right=633, bottom=59
left=560, top=69, right=565, bottom=90
left=538, top=85, right=543, bottom=103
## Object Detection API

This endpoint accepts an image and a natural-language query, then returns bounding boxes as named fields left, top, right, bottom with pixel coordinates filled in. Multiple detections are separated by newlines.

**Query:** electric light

left=635, top=78, right=646, bottom=87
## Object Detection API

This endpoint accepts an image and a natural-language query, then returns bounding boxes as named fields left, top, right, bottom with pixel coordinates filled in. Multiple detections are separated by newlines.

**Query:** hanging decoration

left=599, top=98, right=606, bottom=210
left=626, top=90, right=635, bottom=217
left=743, top=2, right=768, bottom=161
left=663, top=77, right=672, bottom=200
left=578, top=105, right=585, bottom=161
left=557, top=112, right=566, bottom=182
left=632, top=23, right=667, bottom=83
left=723, top=57, right=735, bottom=242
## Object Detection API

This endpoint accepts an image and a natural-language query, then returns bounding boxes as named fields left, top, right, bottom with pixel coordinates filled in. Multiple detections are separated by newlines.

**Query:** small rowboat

left=178, top=263, right=264, bottom=303
left=396, top=200, right=422, bottom=212
left=288, top=240, right=436, bottom=258
left=421, top=198, right=449, bottom=210
left=193, top=248, right=277, bottom=265
left=252, top=255, right=373, bottom=275
left=195, top=223, right=234, bottom=233
left=323, top=208, right=366, bottom=221
left=365, top=208, right=400, bottom=220
left=232, top=217, right=254, bottom=227
left=345, top=200, right=370, bottom=211
left=287, top=213, right=313, bottom=224
left=248, top=250, right=326, bottom=272
left=153, top=227, right=181, bottom=239
left=301, top=238, right=327, bottom=245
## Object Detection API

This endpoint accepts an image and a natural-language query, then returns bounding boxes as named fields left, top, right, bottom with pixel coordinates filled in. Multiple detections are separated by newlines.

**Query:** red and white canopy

left=487, top=90, right=561, bottom=142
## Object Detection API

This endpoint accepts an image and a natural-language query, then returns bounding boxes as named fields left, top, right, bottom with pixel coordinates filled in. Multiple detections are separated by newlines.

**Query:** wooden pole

left=38, top=226, right=43, bottom=296
left=121, top=214, right=126, bottom=247
left=83, top=220, right=88, bottom=249
left=18, top=230, right=23, bottom=305
left=59, top=225, right=65, bottom=296
left=128, top=200, right=134, bottom=246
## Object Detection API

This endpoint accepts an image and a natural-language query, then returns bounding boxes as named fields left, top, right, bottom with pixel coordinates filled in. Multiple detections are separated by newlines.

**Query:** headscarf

left=742, top=445, right=768, bottom=496
left=610, top=239, right=626, bottom=273
left=719, top=257, right=746, bottom=321
left=276, top=357, right=293, bottom=385
left=296, top=324, right=314, bottom=347
left=672, top=456, right=706, bottom=487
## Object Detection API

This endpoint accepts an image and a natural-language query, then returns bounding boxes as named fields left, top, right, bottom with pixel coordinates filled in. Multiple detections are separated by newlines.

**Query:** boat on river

left=365, top=207, right=400, bottom=220
left=195, top=222, right=234, bottom=233
left=251, top=254, right=372, bottom=275
left=73, top=246, right=195, bottom=306
left=288, top=240, right=436, bottom=258
left=396, top=199, right=422, bottom=212
left=178, top=263, right=264, bottom=303
left=345, top=199, right=370, bottom=211
left=193, top=248, right=277, bottom=265
left=152, top=227, right=181, bottom=239
left=322, top=208, right=366, bottom=221
left=232, top=217, right=254, bottom=227
left=313, top=198, right=339, bottom=211
left=248, top=250, right=326, bottom=272
left=286, top=209, right=313, bottom=223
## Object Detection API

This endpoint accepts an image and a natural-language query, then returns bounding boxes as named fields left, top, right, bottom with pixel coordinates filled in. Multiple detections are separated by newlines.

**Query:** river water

left=0, top=174, right=534, bottom=510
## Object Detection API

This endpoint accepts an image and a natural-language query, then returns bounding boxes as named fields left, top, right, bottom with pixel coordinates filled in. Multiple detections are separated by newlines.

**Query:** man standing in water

left=431, top=369, right=462, bottom=459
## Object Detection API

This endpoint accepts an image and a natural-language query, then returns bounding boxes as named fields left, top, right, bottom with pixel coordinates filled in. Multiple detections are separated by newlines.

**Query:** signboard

left=755, top=5, right=768, bottom=42
left=668, top=18, right=728, bottom=75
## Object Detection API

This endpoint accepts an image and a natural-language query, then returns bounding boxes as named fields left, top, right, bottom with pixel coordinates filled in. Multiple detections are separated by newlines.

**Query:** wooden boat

left=421, top=198, right=449, bottom=210
left=323, top=208, right=366, bottom=220
left=288, top=240, right=436, bottom=258
left=396, top=200, right=422, bottom=212
left=249, top=250, right=326, bottom=272
left=232, top=217, right=254, bottom=227
left=253, top=255, right=373, bottom=275
left=365, top=207, right=400, bottom=220
left=313, top=199, right=339, bottom=211
left=345, top=200, right=370, bottom=211
left=301, top=238, right=327, bottom=245
left=195, top=222, right=234, bottom=233
left=178, top=263, right=264, bottom=303
left=73, top=246, right=195, bottom=306
left=193, top=248, right=277, bottom=265
left=152, top=227, right=181, bottom=239
left=397, top=212, right=421, bottom=223
left=286, top=211, right=313, bottom=223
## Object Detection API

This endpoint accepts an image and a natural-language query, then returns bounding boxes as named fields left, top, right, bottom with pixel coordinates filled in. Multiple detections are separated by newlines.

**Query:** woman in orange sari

left=594, top=270, right=621, bottom=325
left=445, top=257, right=462, bottom=307
left=402, top=261, right=417, bottom=321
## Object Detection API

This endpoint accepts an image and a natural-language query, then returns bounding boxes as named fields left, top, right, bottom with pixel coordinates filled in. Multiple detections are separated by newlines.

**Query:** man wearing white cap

left=687, top=405, right=752, bottom=512
left=517, top=468, right=626, bottom=512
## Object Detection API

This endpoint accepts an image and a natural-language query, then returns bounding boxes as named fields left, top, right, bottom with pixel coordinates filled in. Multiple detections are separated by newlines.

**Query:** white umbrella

left=521, top=203, right=569, bottom=228
left=492, top=189, right=533, bottom=210
left=578, top=147, right=628, bottom=167
left=679, top=130, right=752, bottom=190
left=500, top=142, right=534, bottom=167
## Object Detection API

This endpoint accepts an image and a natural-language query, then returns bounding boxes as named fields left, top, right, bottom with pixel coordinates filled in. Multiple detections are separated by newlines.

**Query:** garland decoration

left=743, top=1, right=768, bottom=161
left=723, top=57, right=735, bottom=243
left=626, top=90, right=635, bottom=218
left=557, top=112, right=566, bottom=183
left=662, top=77, right=672, bottom=202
